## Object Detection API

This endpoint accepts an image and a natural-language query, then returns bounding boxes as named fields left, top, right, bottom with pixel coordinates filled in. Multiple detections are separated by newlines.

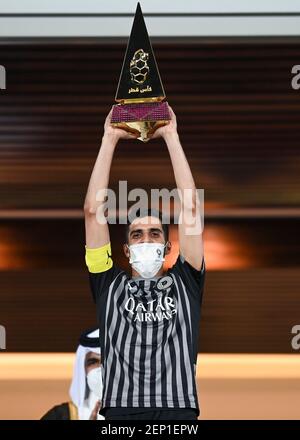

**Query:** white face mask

left=128, top=242, right=166, bottom=278
left=86, top=367, right=103, bottom=399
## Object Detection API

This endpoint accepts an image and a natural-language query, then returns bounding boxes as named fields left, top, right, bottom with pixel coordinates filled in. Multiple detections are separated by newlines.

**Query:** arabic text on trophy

left=111, top=3, right=171, bottom=143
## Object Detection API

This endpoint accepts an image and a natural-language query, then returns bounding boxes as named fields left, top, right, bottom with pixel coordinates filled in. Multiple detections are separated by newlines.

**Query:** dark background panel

left=0, top=218, right=299, bottom=271
left=0, top=40, right=299, bottom=210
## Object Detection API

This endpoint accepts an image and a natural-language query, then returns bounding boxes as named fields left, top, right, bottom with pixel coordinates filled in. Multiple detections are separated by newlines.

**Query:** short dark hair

left=125, top=208, right=169, bottom=243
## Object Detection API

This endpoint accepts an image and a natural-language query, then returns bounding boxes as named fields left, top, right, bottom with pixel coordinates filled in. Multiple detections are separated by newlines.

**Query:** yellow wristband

left=85, top=242, right=113, bottom=273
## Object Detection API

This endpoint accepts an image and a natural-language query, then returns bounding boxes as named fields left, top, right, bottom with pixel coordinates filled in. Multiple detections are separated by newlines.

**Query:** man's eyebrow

left=129, top=228, right=143, bottom=236
left=85, top=356, right=99, bottom=364
left=149, top=228, right=163, bottom=233
left=129, top=227, right=162, bottom=236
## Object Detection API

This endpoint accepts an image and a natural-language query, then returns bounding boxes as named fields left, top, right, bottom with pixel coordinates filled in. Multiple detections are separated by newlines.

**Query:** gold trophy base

left=111, top=120, right=169, bottom=143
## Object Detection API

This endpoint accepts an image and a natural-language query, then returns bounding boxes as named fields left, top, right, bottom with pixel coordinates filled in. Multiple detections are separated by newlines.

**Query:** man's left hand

left=149, top=105, right=178, bottom=140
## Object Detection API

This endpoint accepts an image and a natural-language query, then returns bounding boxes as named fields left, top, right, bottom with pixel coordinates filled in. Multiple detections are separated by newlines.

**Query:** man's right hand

left=103, top=107, right=140, bottom=142
left=89, top=400, right=101, bottom=420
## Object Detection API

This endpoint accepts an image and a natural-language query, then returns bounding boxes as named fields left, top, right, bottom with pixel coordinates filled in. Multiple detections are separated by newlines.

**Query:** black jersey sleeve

left=169, top=253, right=206, bottom=300
left=88, top=265, right=123, bottom=303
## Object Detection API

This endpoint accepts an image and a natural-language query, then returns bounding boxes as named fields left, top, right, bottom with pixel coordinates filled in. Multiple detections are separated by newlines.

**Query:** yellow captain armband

left=85, top=242, right=113, bottom=273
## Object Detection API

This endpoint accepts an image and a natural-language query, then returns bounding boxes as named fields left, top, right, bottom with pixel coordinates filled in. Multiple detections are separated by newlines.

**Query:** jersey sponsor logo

left=125, top=276, right=177, bottom=322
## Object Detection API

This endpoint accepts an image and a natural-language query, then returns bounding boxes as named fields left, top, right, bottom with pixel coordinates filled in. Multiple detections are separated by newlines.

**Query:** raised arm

left=150, top=106, right=204, bottom=270
left=84, top=108, right=138, bottom=248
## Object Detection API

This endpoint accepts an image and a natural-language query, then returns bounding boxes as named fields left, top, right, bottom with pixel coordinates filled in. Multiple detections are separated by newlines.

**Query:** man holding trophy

left=84, top=3, right=205, bottom=420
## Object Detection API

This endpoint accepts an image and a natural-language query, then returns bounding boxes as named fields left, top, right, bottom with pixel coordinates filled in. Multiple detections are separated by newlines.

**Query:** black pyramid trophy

left=111, top=3, right=171, bottom=142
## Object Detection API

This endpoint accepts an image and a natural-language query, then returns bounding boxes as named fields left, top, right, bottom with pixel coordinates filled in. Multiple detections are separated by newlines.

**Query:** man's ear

left=165, top=241, right=172, bottom=256
left=123, top=243, right=130, bottom=258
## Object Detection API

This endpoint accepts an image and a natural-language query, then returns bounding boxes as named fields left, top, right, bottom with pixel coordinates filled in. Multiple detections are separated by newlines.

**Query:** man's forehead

left=129, top=216, right=162, bottom=229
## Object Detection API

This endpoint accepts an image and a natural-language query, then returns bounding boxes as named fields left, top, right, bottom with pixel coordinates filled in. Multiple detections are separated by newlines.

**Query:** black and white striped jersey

left=87, top=253, right=206, bottom=417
